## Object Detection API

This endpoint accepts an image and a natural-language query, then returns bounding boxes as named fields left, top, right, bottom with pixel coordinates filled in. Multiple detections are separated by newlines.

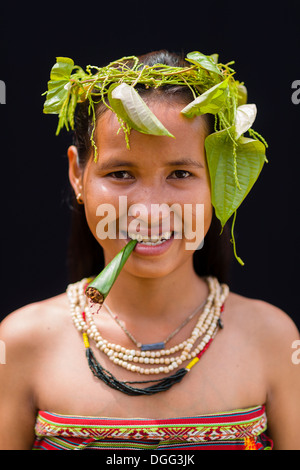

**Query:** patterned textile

left=33, top=405, right=272, bottom=450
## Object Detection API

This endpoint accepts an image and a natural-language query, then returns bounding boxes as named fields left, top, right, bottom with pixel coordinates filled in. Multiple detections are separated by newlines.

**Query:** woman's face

left=69, top=101, right=213, bottom=279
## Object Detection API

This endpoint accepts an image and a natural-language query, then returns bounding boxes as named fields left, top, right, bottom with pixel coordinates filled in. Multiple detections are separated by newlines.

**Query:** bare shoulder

left=225, top=290, right=299, bottom=341
left=224, top=290, right=300, bottom=377
left=0, top=293, right=72, bottom=449
left=0, top=292, right=70, bottom=352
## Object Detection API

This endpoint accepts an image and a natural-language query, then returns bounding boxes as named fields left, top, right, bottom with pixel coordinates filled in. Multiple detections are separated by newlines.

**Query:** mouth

left=127, top=231, right=173, bottom=246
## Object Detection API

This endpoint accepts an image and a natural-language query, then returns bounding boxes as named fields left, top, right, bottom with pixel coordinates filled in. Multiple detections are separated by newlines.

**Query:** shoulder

left=225, top=290, right=299, bottom=341
left=0, top=292, right=70, bottom=356
left=0, top=294, right=71, bottom=449
left=224, top=290, right=300, bottom=376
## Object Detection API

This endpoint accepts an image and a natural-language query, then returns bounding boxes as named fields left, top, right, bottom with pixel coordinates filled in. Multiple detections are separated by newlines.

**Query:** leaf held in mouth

left=85, top=239, right=137, bottom=308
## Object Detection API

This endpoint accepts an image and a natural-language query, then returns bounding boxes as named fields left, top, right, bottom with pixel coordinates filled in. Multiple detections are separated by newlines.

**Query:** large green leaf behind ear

left=205, top=130, right=266, bottom=228
left=108, top=83, right=174, bottom=137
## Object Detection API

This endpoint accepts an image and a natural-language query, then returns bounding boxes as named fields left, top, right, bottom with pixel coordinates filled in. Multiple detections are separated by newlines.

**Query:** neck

left=99, top=258, right=209, bottom=322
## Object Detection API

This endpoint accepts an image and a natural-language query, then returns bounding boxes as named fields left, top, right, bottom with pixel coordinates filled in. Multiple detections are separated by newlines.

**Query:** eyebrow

left=166, top=158, right=204, bottom=169
left=98, top=157, right=204, bottom=170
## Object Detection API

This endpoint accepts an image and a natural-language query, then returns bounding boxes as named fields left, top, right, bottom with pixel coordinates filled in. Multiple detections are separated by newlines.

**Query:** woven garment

left=33, top=405, right=272, bottom=450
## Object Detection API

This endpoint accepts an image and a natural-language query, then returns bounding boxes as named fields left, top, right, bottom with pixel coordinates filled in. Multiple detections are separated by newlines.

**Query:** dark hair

left=67, top=50, right=232, bottom=284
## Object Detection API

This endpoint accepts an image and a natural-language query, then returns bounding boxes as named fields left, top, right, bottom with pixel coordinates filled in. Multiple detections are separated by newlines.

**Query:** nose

left=128, top=202, right=171, bottom=233
left=126, top=184, right=182, bottom=236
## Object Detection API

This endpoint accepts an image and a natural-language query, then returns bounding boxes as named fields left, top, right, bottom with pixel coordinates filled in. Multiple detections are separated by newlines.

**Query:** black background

left=0, top=1, right=299, bottom=329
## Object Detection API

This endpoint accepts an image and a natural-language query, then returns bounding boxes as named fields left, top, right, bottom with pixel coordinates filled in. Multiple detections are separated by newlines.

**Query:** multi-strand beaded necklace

left=68, top=277, right=229, bottom=395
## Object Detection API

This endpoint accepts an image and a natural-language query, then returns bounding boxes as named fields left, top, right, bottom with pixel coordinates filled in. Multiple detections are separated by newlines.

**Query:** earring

left=76, top=193, right=84, bottom=205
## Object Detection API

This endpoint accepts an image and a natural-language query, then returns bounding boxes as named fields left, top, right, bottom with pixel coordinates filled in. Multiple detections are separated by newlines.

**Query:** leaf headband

left=43, top=52, right=268, bottom=265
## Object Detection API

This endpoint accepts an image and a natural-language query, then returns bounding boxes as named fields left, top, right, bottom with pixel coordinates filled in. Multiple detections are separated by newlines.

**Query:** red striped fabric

left=33, top=405, right=273, bottom=450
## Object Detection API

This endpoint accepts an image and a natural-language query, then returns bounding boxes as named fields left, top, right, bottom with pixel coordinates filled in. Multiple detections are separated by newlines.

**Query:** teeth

left=128, top=231, right=172, bottom=244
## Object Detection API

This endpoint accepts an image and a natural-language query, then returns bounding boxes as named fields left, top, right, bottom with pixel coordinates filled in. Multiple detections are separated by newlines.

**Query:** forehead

left=94, top=102, right=209, bottom=164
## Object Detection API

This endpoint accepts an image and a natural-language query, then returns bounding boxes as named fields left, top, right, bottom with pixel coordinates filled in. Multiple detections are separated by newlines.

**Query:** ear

left=67, top=145, right=84, bottom=201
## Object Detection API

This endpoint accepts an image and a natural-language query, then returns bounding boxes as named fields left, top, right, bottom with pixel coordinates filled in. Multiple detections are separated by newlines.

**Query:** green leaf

left=185, top=51, right=223, bottom=76
left=108, top=83, right=174, bottom=137
left=85, top=240, right=137, bottom=306
left=181, top=78, right=229, bottom=118
left=43, top=80, right=70, bottom=114
left=67, top=91, right=78, bottom=130
left=209, top=53, right=219, bottom=64
left=237, top=84, right=248, bottom=106
left=205, top=129, right=266, bottom=228
left=43, top=57, right=75, bottom=115
left=50, top=57, right=74, bottom=81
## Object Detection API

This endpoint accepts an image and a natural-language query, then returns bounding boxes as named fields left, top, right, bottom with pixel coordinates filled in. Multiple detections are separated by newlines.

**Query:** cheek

left=182, top=199, right=212, bottom=243
left=183, top=180, right=212, bottom=237
left=82, top=175, right=120, bottom=241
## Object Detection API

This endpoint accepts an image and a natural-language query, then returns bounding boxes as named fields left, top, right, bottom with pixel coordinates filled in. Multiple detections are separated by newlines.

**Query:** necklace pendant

left=141, top=342, right=165, bottom=351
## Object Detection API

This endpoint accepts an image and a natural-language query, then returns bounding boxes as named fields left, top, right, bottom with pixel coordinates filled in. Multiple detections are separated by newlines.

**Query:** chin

left=125, top=251, right=194, bottom=281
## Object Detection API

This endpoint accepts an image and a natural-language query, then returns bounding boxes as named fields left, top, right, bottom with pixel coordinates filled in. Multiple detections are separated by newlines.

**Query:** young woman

left=0, top=50, right=299, bottom=450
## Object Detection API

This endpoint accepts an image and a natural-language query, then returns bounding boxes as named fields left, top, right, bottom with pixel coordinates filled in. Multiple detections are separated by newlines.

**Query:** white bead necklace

left=68, top=277, right=229, bottom=375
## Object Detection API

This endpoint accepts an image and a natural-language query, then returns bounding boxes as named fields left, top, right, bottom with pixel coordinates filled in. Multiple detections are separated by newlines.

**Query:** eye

left=107, top=171, right=134, bottom=180
left=168, top=170, right=192, bottom=179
